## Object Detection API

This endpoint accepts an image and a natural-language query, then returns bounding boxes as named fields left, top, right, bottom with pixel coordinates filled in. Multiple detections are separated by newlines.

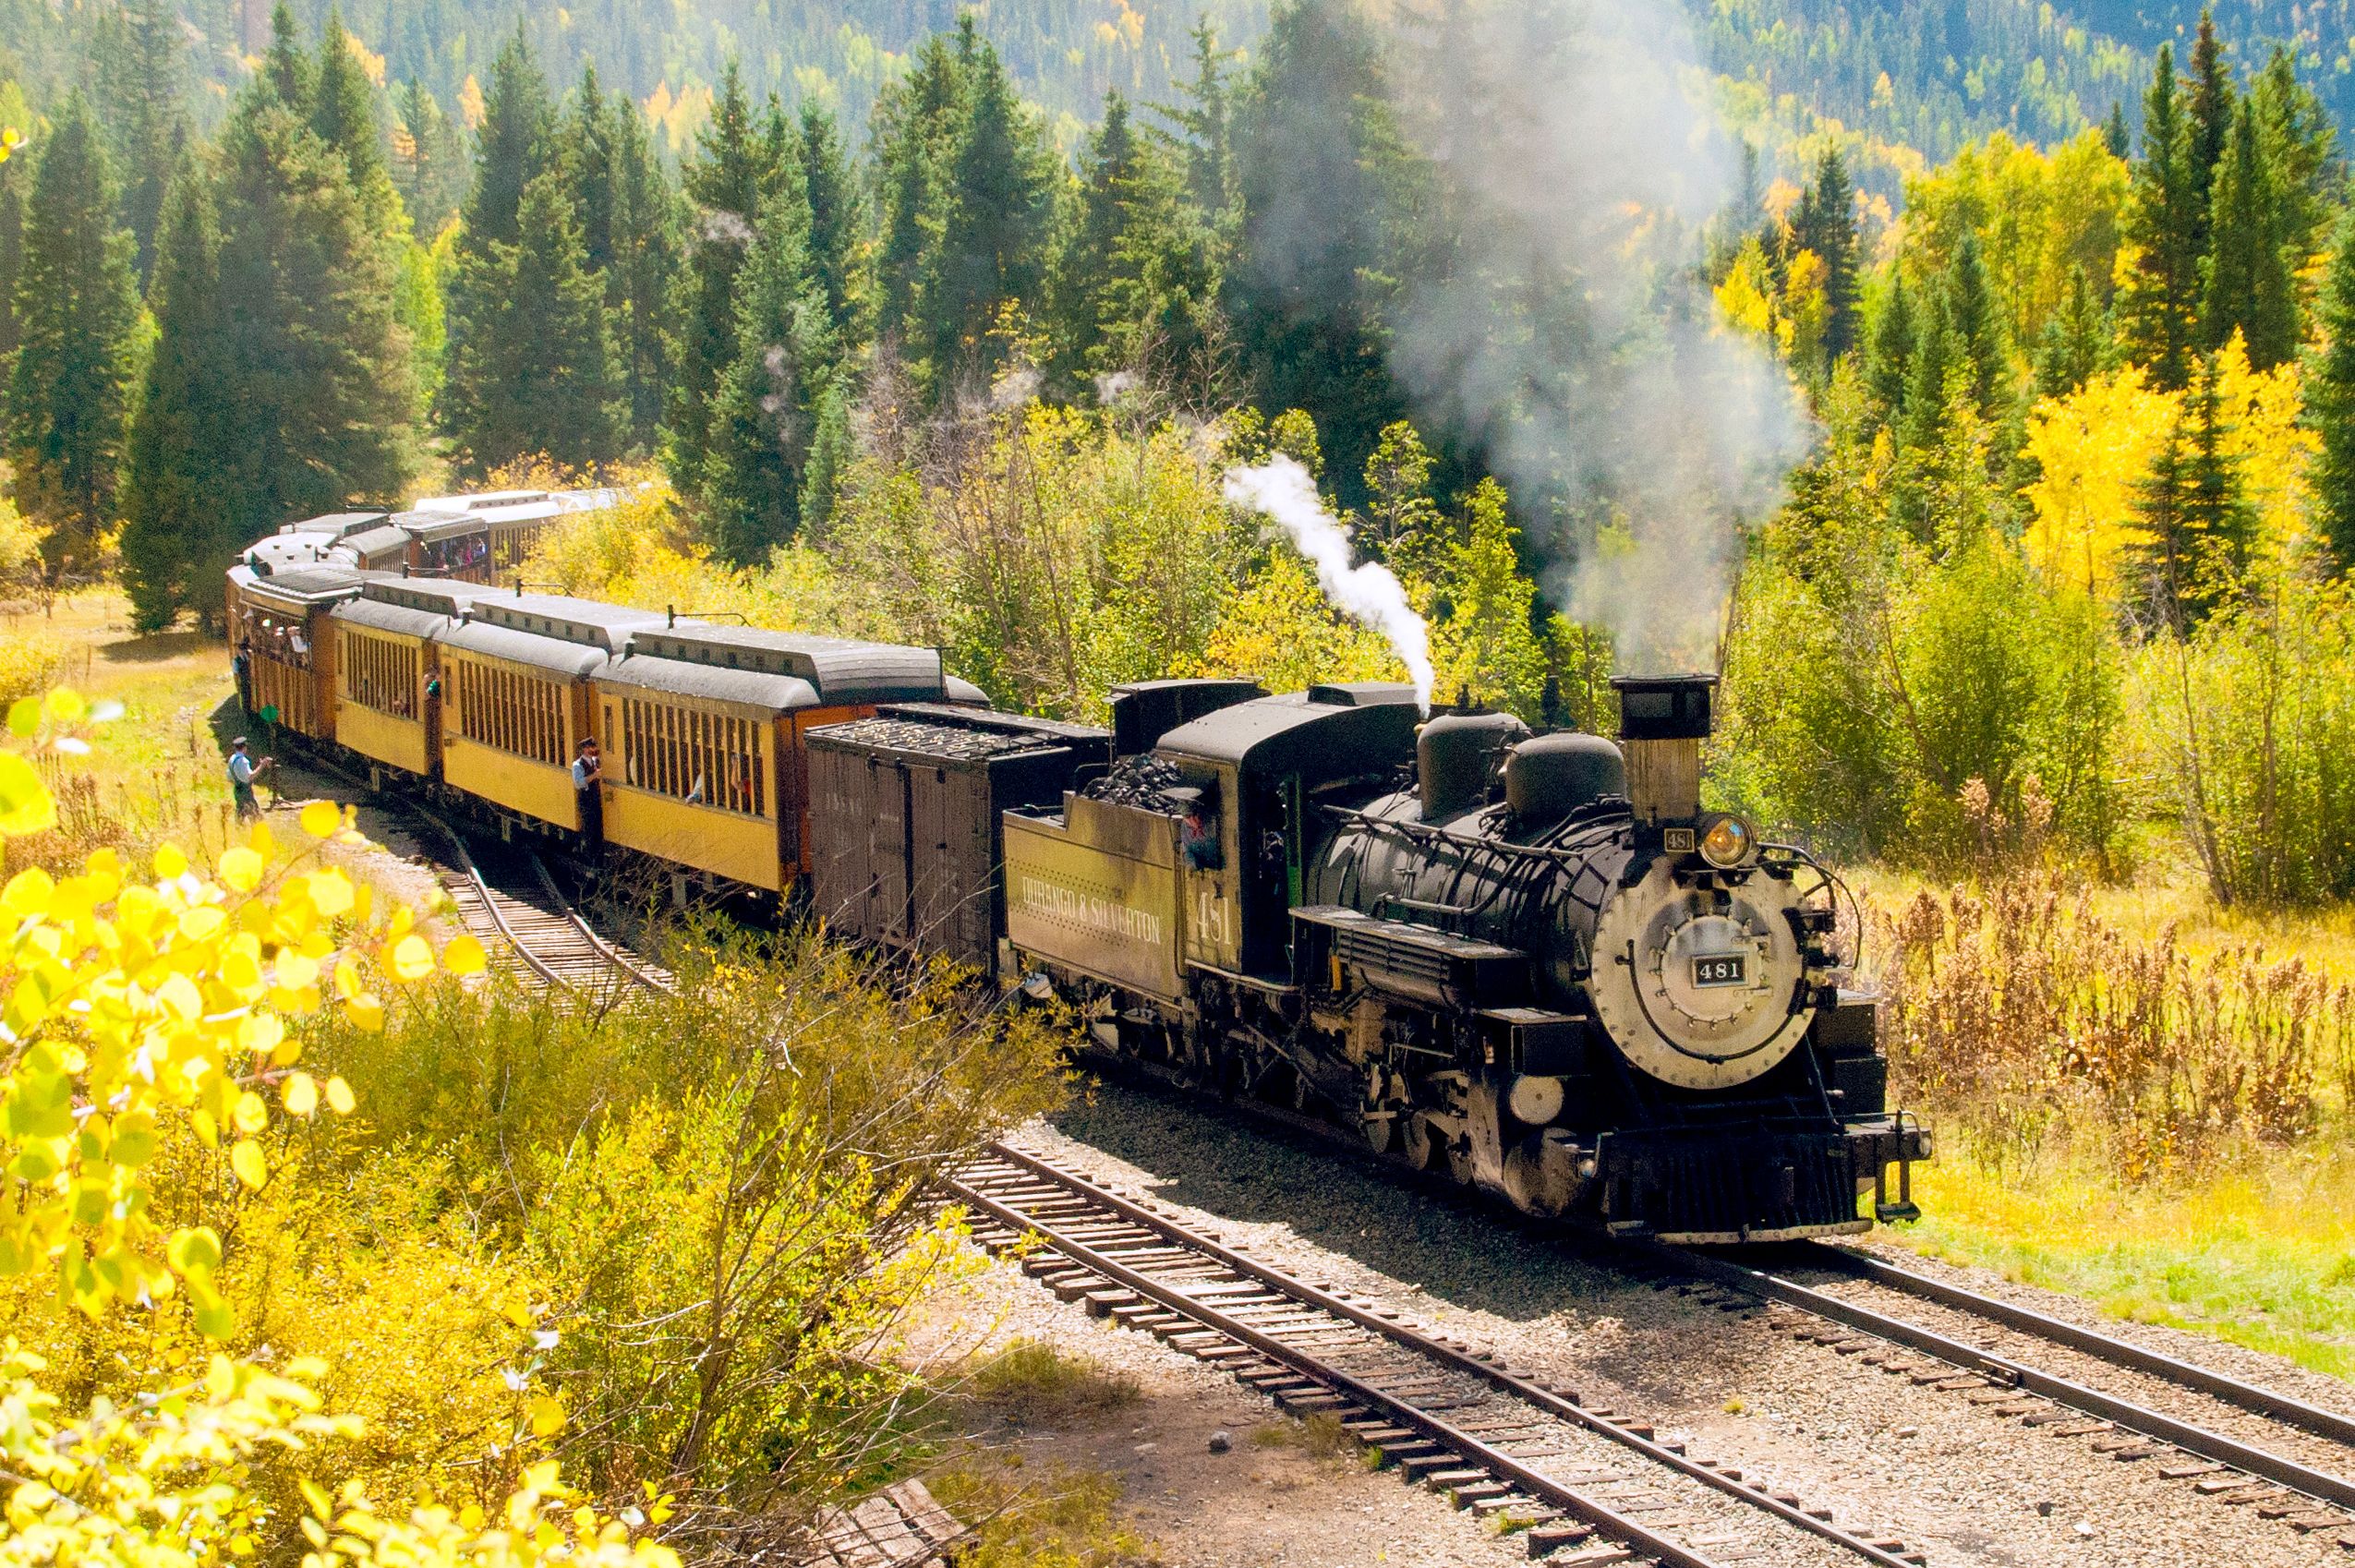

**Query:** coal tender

left=996, top=675, right=1929, bottom=1241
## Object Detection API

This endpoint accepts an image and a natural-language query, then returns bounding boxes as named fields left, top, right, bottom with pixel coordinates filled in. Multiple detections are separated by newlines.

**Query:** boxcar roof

left=363, top=577, right=483, bottom=616
left=394, top=510, right=484, bottom=542
left=237, top=564, right=382, bottom=613
left=597, top=652, right=820, bottom=713
left=277, top=511, right=387, bottom=537
left=1154, top=686, right=1420, bottom=778
left=333, top=597, right=449, bottom=639
left=626, top=625, right=948, bottom=705
left=342, top=524, right=412, bottom=559
left=438, top=619, right=610, bottom=677
left=473, top=594, right=673, bottom=651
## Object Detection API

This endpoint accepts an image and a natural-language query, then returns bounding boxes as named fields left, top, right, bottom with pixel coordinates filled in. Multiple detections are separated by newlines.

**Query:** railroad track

left=416, top=813, right=671, bottom=995
left=1062, top=1056, right=2355, bottom=1559
left=948, top=1142, right=1928, bottom=1568
left=387, top=821, right=2355, bottom=1561
left=1648, top=1242, right=2355, bottom=1548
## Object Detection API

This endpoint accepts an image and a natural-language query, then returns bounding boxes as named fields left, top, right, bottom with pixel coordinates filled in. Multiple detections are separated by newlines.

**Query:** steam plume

left=1224, top=455, right=1434, bottom=710
left=1378, top=0, right=1810, bottom=669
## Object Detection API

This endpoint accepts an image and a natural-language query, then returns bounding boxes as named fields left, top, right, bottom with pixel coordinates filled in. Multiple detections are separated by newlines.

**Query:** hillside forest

left=8, top=0, right=2355, bottom=909
left=10, top=0, right=2355, bottom=1560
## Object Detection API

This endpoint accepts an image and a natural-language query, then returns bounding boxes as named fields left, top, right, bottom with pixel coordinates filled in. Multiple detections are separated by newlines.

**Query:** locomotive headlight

left=1698, top=814, right=1755, bottom=868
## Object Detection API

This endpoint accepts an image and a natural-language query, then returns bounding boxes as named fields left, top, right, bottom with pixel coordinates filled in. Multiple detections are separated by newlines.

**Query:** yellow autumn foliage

left=0, top=696, right=679, bottom=1568
left=2022, top=364, right=2176, bottom=597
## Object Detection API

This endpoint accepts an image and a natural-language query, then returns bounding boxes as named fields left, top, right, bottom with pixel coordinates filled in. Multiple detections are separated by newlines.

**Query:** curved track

left=951, top=1143, right=1930, bottom=1568
left=415, top=813, right=670, bottom=995
left=391, top=826, right=2355, bottom=1559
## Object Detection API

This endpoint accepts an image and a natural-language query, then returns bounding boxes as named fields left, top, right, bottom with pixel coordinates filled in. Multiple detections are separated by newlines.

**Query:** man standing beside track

left=572, top=737, right=605, bottom=850
left=228, top=737, right=272, bottom=820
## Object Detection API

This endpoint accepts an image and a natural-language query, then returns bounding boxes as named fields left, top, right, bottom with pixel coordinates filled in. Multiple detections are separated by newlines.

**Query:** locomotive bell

left=1611, top=672, right=1717, bottom=826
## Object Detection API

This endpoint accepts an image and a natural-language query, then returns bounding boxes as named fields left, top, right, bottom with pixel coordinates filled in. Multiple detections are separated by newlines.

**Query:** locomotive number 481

left=1691, top=954, right=1747, bottom=988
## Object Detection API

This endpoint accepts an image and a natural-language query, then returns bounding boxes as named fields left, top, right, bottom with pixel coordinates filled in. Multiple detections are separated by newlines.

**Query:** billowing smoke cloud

left=1379, top=0, right=1810, bottom=669
left=1225, top=456, right=1435, bottom=710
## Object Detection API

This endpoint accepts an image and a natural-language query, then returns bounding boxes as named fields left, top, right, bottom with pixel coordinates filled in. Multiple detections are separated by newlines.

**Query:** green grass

left=1889, top=1146, right=2355, bottom=1382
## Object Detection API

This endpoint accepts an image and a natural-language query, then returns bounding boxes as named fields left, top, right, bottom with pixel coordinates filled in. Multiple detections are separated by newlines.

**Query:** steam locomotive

left=225, top=529, right=1927, bottom=1242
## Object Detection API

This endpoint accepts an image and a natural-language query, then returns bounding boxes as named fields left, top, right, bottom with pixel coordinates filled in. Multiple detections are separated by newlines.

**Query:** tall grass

left=1873, top=864, right=2355, bottom=1178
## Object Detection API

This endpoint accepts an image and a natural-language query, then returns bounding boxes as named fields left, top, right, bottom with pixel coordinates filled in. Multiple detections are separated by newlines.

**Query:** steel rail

left=1662, top=1248, right=2355, bottom=1513
left=523, top=850, right=670, bottom=994
left=969, top=1142, right=1924, bottom=1568
left=1798, top=1244, right=2355, bottom=1450
left=949, top=1158, right=1729, bottom=1568
left=416, top=812, right=575, bottom=992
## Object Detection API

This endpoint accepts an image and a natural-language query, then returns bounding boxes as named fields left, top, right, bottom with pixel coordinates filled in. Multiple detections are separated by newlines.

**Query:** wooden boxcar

left=805, top=706, right=1112, bottom=968
left=228, top=563, right=379, bottom=742
left=330, top=578, right=483, bottom=781
left=437, top=595, right=666, bottom=833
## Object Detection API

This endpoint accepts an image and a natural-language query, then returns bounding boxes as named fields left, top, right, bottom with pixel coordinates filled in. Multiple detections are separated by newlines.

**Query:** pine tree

left=1939, top=230, right=2006, bottom=416
left=2103, top=102, right=2131, bottom=160
left=456, top=27, right=552, bottom=251
left=2118, top=44, right=2203, bottom=391
left=798, top=101, right=864, bottom=358
left=2307, top=210, right=2355, bottom=571
left=561, top=63, right=619, bottom=276
left=391, top=79, right=465, bottom=234
left=1168, top=17, right=1239, bottom=227
left=2132, top=353, right=2250, bottom=627
left=441, top=170, right=621, bottom=472
left=2201, top=98, right=2297, bottom=369
left=214, top=98, right=417, bottom=529
left=1051, top=90, right=1219, bottom=387
left=605, top=82, right=678, bottom=452
left=1866, top=271, right=1915, bottom=426
left=871, top=26, right=972, bottom=349
left=260, top=2, right=315, bottom=113
left=668, top=60, right=766, bottom=469
left=1231, top=0, right=1414, bottom=494
left=2183, top=8, right=2234, bottom=256
left=2251, top=47, right=2336, bottom=284
left=1898, top=290, right=1954, bottom=458
left=92, top=0, right=187, bottom=278
left=4, top=100, right=140, bottom=571
left=1790, top=147, right=1861, bottom=361
left=920, top=31, right=1059, bottom=389
left=310, top=9, right=380, bottom=192
left=122, top=167, right=238, bottom=631
left=698, top=194, right=836, bottom=564
left=0, top=162, right=23, bottom=380
left=2033, top=265, right=2109, bottom=398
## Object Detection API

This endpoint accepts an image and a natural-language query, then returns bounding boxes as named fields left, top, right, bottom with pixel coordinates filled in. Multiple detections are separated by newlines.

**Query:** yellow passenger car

left=228, top=564, right=376, bottom=742
left=330, top=579, right=481, bottom=781
left=598, top=625, right=984, bottom=892
left=436, top=596, right=664, bottom=833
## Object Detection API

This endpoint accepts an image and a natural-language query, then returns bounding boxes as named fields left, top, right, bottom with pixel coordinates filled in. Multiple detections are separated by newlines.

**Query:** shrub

left=1872, top=864, right=2350, bottom=1176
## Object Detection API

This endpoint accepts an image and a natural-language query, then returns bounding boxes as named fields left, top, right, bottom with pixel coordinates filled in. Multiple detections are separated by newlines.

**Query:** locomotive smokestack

left=1611, top=673, right=1717, bottom=826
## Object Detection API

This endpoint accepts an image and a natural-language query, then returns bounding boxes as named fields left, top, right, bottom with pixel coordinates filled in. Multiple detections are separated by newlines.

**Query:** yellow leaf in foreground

left=219, top=846, right=264, bottom=892
left=230, top=1140, right=268, bottom=1189
left=325, top=1076, right=356, bottom=1115
left=529, top=1394, right=565, bottom=1436
left=443, top=933, right=488, bottom=975
left=299, top=800, right=341, bottom=838
left=390, top=934, right=433, bottom=982
left=284, top=1072, right=318, bottom=1116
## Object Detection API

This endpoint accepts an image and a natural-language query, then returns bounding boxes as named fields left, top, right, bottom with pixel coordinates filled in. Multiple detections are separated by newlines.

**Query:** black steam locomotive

left=810, top=672, right=1929, bottom=1242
